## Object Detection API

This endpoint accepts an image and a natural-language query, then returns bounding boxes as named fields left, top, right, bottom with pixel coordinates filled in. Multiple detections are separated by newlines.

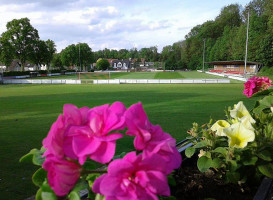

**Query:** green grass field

left=0, top=83, right=258, bottom=199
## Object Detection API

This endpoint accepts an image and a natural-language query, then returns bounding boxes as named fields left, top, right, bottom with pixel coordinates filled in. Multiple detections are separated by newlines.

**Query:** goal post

left=77, top=72, right=111, bottom=80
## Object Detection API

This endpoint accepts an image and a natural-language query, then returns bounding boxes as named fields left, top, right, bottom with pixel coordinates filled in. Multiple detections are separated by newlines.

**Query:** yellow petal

left=230, top=101, right=255, bottom=123
left=223, top=122, right=255, bottom=148
left=211, top=120, right=230, bottom=136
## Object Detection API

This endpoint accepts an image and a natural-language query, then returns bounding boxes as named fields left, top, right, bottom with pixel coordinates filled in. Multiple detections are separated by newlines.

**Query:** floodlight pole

left=203, top=39, right=206, bottom=72
left=244, top=8, right=250, bottom=78
left=79, top=43, right=81, bottom=72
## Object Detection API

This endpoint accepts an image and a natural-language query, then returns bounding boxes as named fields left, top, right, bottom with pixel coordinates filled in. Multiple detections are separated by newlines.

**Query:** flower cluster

left=243, top=76, right=272, bottom=98
left=186, top=78, right=273, bottom=184
left=23, top=102, right=181, bottom=199
left=211, top=101, right=255, bottom=148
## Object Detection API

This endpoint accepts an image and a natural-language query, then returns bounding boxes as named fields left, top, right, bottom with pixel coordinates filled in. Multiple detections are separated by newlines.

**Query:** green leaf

left=113, top=152, right=127, bottom=160
left=193, top=140, right=210, bottom=148
left=95, top=194, right=105, bottom=200
left=242, top=156, right=258, bottom=166
left=211, top=158, right=222, bottom=168
left=229, top=160, right=239, bottom=172
left=253, top=96, right=273, bottom=114
left=32, top=168, right=47, bottom=187
left=41, top=191, right=58, bottom=200
left=257, top=150, right=272, bottom=161
left=41, top=181, right=57, bottom=200
left=167, top=175, right=176, bottom=187
left=185, top=147, right=195, bottom=158
left=226, top=171, right=240, bottom=183
left=258, top=163, right=273, bottom=178
left=32, top=151, right=45, bottom=166
left=82, top=159, right=101, bottom=170
left=251, top=89, right=272, bottom=98
left=19, top=152, right=34, bottom=163
left=19, top=148, right=45, bottom=166
left=71, top=179, right=88, bottom=193
left=68, top=191, right=81, bottom=200
left=211, top=147, right=227, bottom=157
left=86, top=173, right=101, bottom=188
left=159, top=196, right=176, bottom=200
left=35, top=188, right=42, bottom=200
left=197, top=156, right=213, bottom=172
left=19, top=148, right=39, bottom=163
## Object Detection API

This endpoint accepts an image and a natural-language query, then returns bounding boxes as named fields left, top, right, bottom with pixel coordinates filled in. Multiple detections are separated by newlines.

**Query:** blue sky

left=0, top=0, right=251, bottom=52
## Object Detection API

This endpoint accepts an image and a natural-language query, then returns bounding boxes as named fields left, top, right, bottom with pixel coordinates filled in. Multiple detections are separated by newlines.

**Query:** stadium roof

left=205, top=60, right=261, bottom=65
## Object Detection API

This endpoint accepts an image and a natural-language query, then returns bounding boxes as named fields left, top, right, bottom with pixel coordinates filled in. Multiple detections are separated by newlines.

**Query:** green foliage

left=3, top=71, right=31, bottom=76
left=0, top=18, right=40, bottom=71
left=186, top=92, right=273, bottom=184
left=32, top=168, right=47, bottom=187
left=20, top=147, right=45, bottom=166
left=96, top=58, right=110, bottom=70
left=36, top=181, right=57, bottom=200
left=76, top=43, right=94, bottom=71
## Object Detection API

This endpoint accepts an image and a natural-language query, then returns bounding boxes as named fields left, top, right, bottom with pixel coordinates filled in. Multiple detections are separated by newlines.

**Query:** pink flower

left=43, top=102, right=126, bottom=165
left=92, top=152, right=170, bottom=200
left=143, top=136, right=182, bottom=174
left=260, top=77, right=272, bottom=90
left=243, top=76, right=272, bottom=98
left=42, top=155, right=81, bottom=196
left=125, top=103, right=181, bottom=173
left=125, top=102, right=158, bottom=150
left=67, top=102, right=126, bottom=164
left=43, top=104, right=90, bottom=159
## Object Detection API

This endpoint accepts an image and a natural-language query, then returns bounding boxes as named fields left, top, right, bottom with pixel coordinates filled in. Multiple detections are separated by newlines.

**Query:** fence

left=3, top=78, right=230, bottom=85
left=93, top=79, right=230, bottom=84
left=3, top=79, right=81, bottom=84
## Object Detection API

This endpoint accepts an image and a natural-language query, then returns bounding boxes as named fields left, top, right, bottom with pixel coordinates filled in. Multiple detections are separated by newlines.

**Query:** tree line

left=0, top=0, right=272, bottom=71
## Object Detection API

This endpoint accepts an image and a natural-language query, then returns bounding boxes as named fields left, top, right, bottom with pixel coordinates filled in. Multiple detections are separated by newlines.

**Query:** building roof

left=206, top=60, right=261, bottom=65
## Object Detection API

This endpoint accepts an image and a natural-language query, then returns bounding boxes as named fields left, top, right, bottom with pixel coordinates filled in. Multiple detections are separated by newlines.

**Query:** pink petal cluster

left=43, top=155, right=81, bottom=196
left=125, top=102, right=182, bottom=174
left=93, top=152, right=170, bottom=200
left=42, top=102, right=126, bottom=196
left=41, top=101, right=181, bottom=198
left=243, top=76, right=272, bottom=98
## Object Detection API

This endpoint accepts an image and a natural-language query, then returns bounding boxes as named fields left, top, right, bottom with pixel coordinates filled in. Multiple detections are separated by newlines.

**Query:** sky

left=0, top=0, right=251, bottom=53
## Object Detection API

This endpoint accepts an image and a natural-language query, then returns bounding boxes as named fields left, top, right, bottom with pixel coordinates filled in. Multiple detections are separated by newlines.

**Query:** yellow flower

left=223, top=122, right=255, bottom=148
left=211, top=120, right=230, bottom=136
left=271, top=107, right=273, bottom=113
left=241, top=115, right=255, bottom=131
left=230, top=101, right=255, bottom=123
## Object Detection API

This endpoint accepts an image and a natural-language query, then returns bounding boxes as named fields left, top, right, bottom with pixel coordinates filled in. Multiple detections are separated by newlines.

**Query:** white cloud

left=0, top=0, right=252, bottom=52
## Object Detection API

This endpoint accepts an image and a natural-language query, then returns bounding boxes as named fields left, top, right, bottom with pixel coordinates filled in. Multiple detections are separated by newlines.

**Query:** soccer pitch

left=0, top=83, right=256, bottom=199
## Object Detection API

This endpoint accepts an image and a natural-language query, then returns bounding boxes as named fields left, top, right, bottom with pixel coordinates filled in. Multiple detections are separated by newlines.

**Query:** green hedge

left=50, top=69, right=61, bottom=73
left=38, top=70, right=47, bottom=74
left=3, top=71, right=31, bottom=77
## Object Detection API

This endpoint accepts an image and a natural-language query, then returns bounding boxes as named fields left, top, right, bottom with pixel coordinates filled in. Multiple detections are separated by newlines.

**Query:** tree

left=30, top=40, right=48, bottom=70
left=258, top=34, right=273, bottom=67
left=60, top=44, right=77, bottom=68
left=0, top=36, right=14, bottom=67
left=96, top=58, right=110, bottom=70
left=76, top=43, right=94, bottom=71
left=45, top=40, right=56, bottom=70
left=51, top=53, right=63, bottom=69
left=1, top=18, right=39, bottom=71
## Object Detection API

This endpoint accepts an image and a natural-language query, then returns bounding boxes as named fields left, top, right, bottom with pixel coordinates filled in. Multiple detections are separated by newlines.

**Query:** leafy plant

left=186, top=77, right=273, bottom=185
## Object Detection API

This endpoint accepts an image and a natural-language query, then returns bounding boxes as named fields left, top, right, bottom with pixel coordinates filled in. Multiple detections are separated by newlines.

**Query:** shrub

left=3, top=71, right=31, bottom=77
